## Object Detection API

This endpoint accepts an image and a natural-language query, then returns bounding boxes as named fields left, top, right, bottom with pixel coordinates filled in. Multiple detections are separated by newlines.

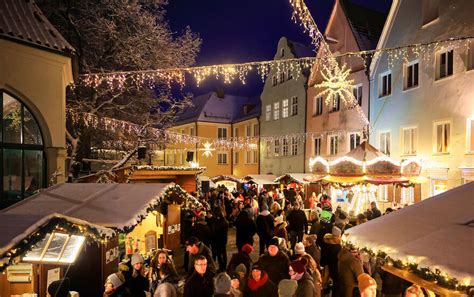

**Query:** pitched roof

left=0, top=0, right=75, bottom=54
left=287, top=39, right=314, bottom=58
left=175, top=92, right=261, bottom=125
left=339, top=0, right=388, bottom=51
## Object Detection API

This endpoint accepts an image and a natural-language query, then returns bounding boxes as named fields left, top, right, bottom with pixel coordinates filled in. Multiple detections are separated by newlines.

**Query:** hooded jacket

left=294, top=272, right=316, bottom=297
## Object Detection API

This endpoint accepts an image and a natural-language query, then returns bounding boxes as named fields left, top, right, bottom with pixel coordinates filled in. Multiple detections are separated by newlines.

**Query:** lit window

left=218, top=127, right=227, bottom=139
left=315, top=96, right=323, bottom=116
left=246, top=151, right=251, bottom=164
left=402, top=127, right=418, bottom=155
left=218, top=153, right=228, bottom=164
left=329, top=135, right=338, bottom=155
left=467, top=118, right=474, bottom=153
left=352, top=84, right=363, bottom=106
left=282, top=139, right=289, bottom=156
left=233, top=127, right=238, bottom=137
left=190, top=127, right=195, bottom=136
left=379, top=131, right=391, bottom=156
left=379, top=72, right=392, bottom=97
left=437, top=49, right=454, bottom=80
left=282, top=99, right=289, bottom=118
left=265, top=104, right=272, bottom=121
left=432, top=179, right=448, bottom=196
left=434, top=121, right=450, bottom=153
left=405, top=61, right=419, bottom=89
left=274, top=139, right=280, bottom=157
left=314, top=137, right=321, bottom=156
left=24, top=232, right=85, bottom=264
left=291, top=138, right=298, bottom=156
left=273, top=102, right=280, bottom=120
left=279, top=71, right=286, bottom=84
left=349, top=132, right=361, bottom=151
left=291, top=96, right=298, bottom=116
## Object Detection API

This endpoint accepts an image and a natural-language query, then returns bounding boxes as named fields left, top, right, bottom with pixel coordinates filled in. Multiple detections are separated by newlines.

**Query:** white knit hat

left=106, top=273, right=124, bottom=289
left=274, top=215, right=284, bottom=226
left=295, top=242, right=305, bottom=255
left=131, top=253, right=144, bottom=265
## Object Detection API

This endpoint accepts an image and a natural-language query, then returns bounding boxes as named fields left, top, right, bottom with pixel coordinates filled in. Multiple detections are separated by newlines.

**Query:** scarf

left=247, top=272, right=269, bottom=291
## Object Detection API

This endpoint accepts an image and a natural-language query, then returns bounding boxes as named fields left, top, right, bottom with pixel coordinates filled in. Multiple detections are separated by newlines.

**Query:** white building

left=369, top=0, right=474, bottom=199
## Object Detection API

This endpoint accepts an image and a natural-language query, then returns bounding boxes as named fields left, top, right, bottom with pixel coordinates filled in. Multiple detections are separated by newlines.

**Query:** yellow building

left=0, top=0, right=74, bottom=208
left=166, top=91, right=260, bottom=178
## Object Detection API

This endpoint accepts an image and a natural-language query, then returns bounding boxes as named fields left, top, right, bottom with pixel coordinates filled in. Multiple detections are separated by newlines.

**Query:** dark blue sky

left=166, top=0, right=391, bottom=97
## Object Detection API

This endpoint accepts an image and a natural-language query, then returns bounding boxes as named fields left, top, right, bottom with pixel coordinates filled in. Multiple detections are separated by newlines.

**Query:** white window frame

left=314, top=137, right=321, bottom=156
left=218, top=127, right=228, bottom=139
left=291, top=96, right=298, bottom=116
left=218, top=152, right=228, bottom=165
left=291, top=137, right=298, bottom=156
left=328, top=135, right=338, bottom=156
left=273, top=102, right=280, bottom=120
left=253, top=123, right=259, bottom=136
left=331, top=94, right=340, bottom=112
left=348, top=132, right=361, bottom=151
left=282, top=99, right=289, bottom=118
left=352, top=84, right=363, bottom=106
left=467, top=117, right=474, bottom=153
left=379, top=71, right=392, bottom=97
left=377, top=185, right=389, bottom=202
left=279, top=71, right=286, bottom=84
left=190, top=127, right=195, bottom=136
left=404, top=60, right=419, bottom=90
left=401, top=126, right=418, bottom=156
left=274, top=139, right=280, bottom=157
left=315, top=96, right=323, bottom=116
left=282, top=138, right=289, bottom=156
left=436, top=49, right=454, bottom=80
left=265, top=104, right=272, bottom=121
left=433, top=120, right=451, bottom=154
left=379, top=131, right=391, bottom=156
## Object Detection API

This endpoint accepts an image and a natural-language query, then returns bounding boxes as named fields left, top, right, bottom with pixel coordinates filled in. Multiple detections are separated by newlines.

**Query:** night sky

left=166, top=0, right=391, bottom=97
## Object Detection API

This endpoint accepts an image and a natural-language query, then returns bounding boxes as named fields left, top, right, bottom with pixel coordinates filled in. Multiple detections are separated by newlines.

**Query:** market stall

left=242, top=174, right=277, bottom=191
left=308, top=141, right=424, bottom=214
left=211, top=175, right=242, bottom=191
left=274, top=173, right=321, bottom=208
left=343, top=182, right=474, bottom=296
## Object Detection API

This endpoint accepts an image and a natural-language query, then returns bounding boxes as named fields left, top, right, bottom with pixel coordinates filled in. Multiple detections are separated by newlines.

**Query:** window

left=282, top=139, right=289, bottom=156
left=468, top=47, right=474, bottom=71
left=245, top=151, right=251, bottom=164
left=349, top=132, right=361, bottom=151
left=434, top=121, right=450, bottom=153
left=315, top=96, right=323, bottom=116
left=353, top=84, right=363, bottom=106
left=329, top=135, right=338, bottom=155
left=1, top=92, right=45, bottom=204
left=467, top=118, right=474, bottom=153
left=377, top=185, right=389, bottom=201
left=437, top=49, right=454, bottom=80
left=273, top=102, right=280, bottom=120
left=379, top=131, right=391, bottom=156
left=246, top=125, right=251, bottom=137
left=291, top=96, right=298, bottom=116
left=279, top=71, right=286, bottom=84
left=274, top=139, right=280, bottom=157
left=218, top=153, right=228, bottom=164
left=233, top=127, right=238, bottom=137
left=280, top=48, right=285, bottom=57
left=265, top=104, right=272, bottom=121
left=422, top=0, right=439, bottom=26
left=432, top=179, right=448, bottom=196
left=253, top=151, right=258, bottom=164
left=402, top=127, right=418, bottom=155
left=314, top=137, right=321, bottom=156
left=405, top=61, right=419, bottom=89
left=253, top=124, right=259, bottom=136
left=287, top=69, right=293, bottom=80
left=166, top=153, right=175, bottom=165
left=332, top=94, right=340, bottom=112
left=234, top=151, right=239, bottom=164
left=282, top=99, right=289, bottom=118
left=266, top=140, right=272, bottom=158
left=291, top=138, right=298, bottom=156
left=272, top=75, right=278, bottom=86
left=218, top=127, right=227, bottom=139
left=379, top=72, right=392, bottom=97
left=190, top=127, right=195, bottom=136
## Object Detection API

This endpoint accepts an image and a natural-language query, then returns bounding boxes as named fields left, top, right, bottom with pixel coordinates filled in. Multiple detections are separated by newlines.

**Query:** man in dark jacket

left=286, top=201, right=308, bottom=250
left=184, top=255, right=215, bottom=297
left=211, top=207, right=229, bottom=271
left=191, top=213, right=212, bottom=247
left=227, top=243, right=253, bottom=276
left=186, top=237, right=216, bottom=277
left=369, top=201, right=382, bottom=220
left=235, top=210, right=257, bottom=252
left=258, top=237, right=290, bottom=285
left=255, top=204, right=274, bottom=255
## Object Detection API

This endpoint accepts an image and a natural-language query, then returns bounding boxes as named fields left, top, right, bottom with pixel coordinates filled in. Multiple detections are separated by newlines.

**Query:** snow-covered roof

left=211, top=175, right=242, bottom=183
left=274, top=173, right=312, bottom=184
left=243, top=175, right=277, bottom=185
left=345, top=182, right=474, bottom=284
left=345, top=141, right=388, bottom=162
left=1, top=183, right=171, bottom=230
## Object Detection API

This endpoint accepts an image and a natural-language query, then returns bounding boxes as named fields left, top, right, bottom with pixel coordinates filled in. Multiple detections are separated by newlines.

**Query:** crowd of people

left=100, top=184, right=426, bottom=297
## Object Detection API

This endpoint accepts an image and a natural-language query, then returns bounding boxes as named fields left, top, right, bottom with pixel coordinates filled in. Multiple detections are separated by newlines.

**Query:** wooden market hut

left=344, top=182, right=474, bottom=296
left=0, top=183, right=199, bottom=296
left=274, top=173, right=321, bottom=208
left=242, top=174, right=277, bottom=191
left=211, top=175, right=243, bottom=191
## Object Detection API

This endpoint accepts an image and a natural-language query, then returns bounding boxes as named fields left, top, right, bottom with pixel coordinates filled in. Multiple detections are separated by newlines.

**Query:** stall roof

left=275, top=173, right=313, bottom=184
left=1, top=183, right=171, bottom=230
left=243, top=174, right=277, bottom=185
left=211, top=175, right=242, bottom=183
left=345, top=141, right=389, bottom=162
left=345, top=182, right=474, bottom=283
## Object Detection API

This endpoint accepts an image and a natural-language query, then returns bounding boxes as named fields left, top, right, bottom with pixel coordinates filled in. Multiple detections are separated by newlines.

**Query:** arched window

left=1, top=91, right=45, bottom=207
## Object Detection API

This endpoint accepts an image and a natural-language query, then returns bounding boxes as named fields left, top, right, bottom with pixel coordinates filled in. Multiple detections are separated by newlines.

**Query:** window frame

left=315, top=96, right=323, bottom=116
left=265, top=104, right=272, bottom=122
left=274, top=139, right=280, bottom=157
left=404, top=60, right=419, bottom=90
left=401, top=126, right=418, bottom=156
left=291, top=137, right=298, bottom=156
left=379, top=131, right=391, bottom=156
left=217, top=127, right=228, bottom=139
left=217, top=152, right=228, bottom=165
left=328, top=135, right=338, bottom=156
left=433, top=120, right=451, bottom=154
left=282, top=99, right=289, bottom=118
left=314, top=137, right=321, bottom=156
left=379, top=71, right=392, bottom=98
left=273, top=102, right=280, bottom=120
left=282, top=138, right=289, bottom=157
left=331, top=94, right=341, bottom=112
left=467, top=117, right=474, bottom=153
left=348, top=132, right=361, bottom=151
left=436, top=49, right=454, bottom=80
left=352, top=84, right=363, bottom=106
left=291, top=96, right=298, bottom=116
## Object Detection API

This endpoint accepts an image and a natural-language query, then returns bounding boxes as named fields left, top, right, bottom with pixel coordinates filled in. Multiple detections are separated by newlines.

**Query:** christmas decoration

left=315, top=60, right=356, bottom=106
left=200, top=142, right=215, bottom=157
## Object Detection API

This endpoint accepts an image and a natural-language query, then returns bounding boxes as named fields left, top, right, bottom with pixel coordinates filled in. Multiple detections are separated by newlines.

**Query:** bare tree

left=38, top=0, right=201, bottom=177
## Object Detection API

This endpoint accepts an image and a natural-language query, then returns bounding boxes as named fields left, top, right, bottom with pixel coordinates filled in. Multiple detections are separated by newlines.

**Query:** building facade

left=260, top=37, right=312, bottom=175
left=305, top=0, right=386, bottom=171
left=166, top=91, right=260, bottom=178
left=0, top=0, right=74, bottom=208
left=369, top=0, right=474, bottom=198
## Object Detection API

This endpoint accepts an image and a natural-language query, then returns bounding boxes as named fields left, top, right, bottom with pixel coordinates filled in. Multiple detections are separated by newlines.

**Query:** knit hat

left=278, top=279, right=298, bottom=297
left=214, top=272, right=232, bottom=294
left=106, top=273, right=124, bottom=289
left=229, top=271, right=240, bottom=280
left=274, top=215, right=284, bottom=226
left=332, top=226, right=342, bottom=238
left=242, top=243, right=253, bottom=254
left=47, top=278, right=70, bottom=297
left=358, top=273, right=377, bottom=292
left=268, top=237, right=280, bottom=247
left=235, top=263, right=247, bottom=275
left=131, top=253, right=144, bottom=265
left=295, top=242, right=305, bottom=255
left=290, top=258, right=307, bottom=274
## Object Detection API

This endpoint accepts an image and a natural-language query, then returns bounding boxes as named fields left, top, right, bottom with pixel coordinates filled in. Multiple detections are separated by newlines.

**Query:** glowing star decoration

left=199, top=142, right=215, bottom=158
left=315, top=59, right=356, bottom=107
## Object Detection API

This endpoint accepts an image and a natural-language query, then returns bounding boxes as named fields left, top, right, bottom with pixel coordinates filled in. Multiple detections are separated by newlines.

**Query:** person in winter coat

left=274, top=215, right=288, bottom=242
left=227, top=243, right=253, bottom=276
left=289, top=258, right=316, bottom=297
left=358, top=273, right=377, bottom=297
left=338, top=247, right=364, bottom=297
left=320, top=226, right=342, bottom=297
left=48, top=278, right=71, bottom=297
left=235, top=210, right=257, bottom=252
left=212, top=207, right=229, bottom=271
left=104, top=272, right=132, bottom=297
left=229, top=271, right=244, bottom=297
left=184, top=255, right=215, bottom=297
left=300, top=254, right=322, bottom=297
left=255, top=204, right=275, bottom=255
left=278, top=279, right=298, bottom=297
left=191, top=213, right=212, bottom=247
left=244, top=262, right=278, bottom=297
left=186, top=236, right=217, bottom=278
left=149, top=249, right=179, bottom=295
left=286, top=202, right=308, bottom=250
left=153, top=263, right=178, bottom=297
left=304, top=234, right=321, bottom=268
left=122, top=253, right=149, bottom=297
left=214, top=272, right=233, bottom=297
left=258, top=238, right=290, bottom=285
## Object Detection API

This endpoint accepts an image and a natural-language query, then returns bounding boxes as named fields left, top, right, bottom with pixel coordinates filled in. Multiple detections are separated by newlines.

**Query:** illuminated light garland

left=308, top=156, right=330, bottom=172
left=315, top=60, right=356, bottom=106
